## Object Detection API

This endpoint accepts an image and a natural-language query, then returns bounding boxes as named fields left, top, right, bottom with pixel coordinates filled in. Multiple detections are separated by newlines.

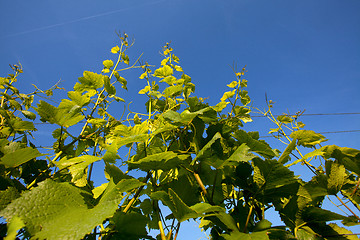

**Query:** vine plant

left=0, top=34, right=359, bottom=240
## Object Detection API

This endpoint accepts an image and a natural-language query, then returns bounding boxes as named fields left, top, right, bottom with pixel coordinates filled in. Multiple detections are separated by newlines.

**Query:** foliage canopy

left=0, top=34, right=359, bottom=239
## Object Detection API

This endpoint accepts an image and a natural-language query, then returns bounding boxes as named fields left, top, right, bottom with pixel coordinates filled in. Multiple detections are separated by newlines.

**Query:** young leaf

left=67, top=91, right=90, bottom=107
left=227, top=81, right=238, bottom=88
left=153, top=65, right=173, bottom=78
left=111, top=46, right=120, bottom=54
left=277, top=115, right=293, bottom=124
left=290, top=130, right=327, bottom=148
left=278, top=138, right=296, bottom=164
left=103, top=59, right=114, bottom=69
left=104, top=76, right=116, bottom=95
left=57, top=155, right=101, bottom=185
left=21, top=110, right=36, bottom=120
left=220, top=90, right=236, bottom=102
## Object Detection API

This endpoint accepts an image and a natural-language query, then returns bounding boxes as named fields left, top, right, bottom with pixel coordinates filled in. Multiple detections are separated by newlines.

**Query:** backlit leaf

left=154, top=65, right=173, bottom=78
left=290, top=130, right=327, bottom=148
left=0, top=178, right=144, bottom=240
left=0, top=147, right=44, bottom=168
left=128, top=151, right=189, bottom=171
left=103, top=59, right=114, bottom=69
left=326, top=161, right=347, bottom=195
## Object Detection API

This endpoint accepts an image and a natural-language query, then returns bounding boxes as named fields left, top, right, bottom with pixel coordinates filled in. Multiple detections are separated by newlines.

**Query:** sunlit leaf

left=103, top=59, right=114, bottom=69
left=154, top=65, right=173, bottom=78
left=220, top=90, right=236, bottom=102
left=227, top=81, right=238, bottom=88
left=277, top=115, right=293, bottom=124
left=128, top=151, right=189, bottom=171
left=290, top=130, right=327, bottom=148
left=326, top=161, right=347, bottom=195
left=21, top=110, right=36, bottom=120
left=0, top=179, right=144, bottom=240
left=0, top=147, right=44, bottom=168
left=4, top=216, right=24, bottom=240
left=111, top=46, right=120, bottom=54
left=104, top=76, right=116, bottom=95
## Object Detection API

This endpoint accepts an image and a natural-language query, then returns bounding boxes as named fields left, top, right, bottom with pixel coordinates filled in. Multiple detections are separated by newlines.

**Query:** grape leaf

left=0, top=178, right=144, bottom=240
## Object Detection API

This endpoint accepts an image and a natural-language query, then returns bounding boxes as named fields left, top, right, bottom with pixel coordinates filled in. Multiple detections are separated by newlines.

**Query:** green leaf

left=128, top=151, right=189, bottom=171
left=154, top=65, right=173, bottom=78
left=104, top=76, right=116, bottom=95
left=104, top=163, right=131, bottom=184
left=326, top=223, right=359, bottom=240
left=253, top=219, right=272, bottom=232
left=110, top=212, right=149, bottom=239
left=191, top=132, right=222, bottom=165
left=168, top=188, right=198, bottom=221
left=216, top=143, right=255, bottom=168
left=152, top=190, right=225, bottom=223
left=114, top=72, right=127, bottom=90
left=163, top=85, right=183, bottom=97
left=103, top=59, right=114, bottom=69
left=227, top=81, right=238, bottom=88
left=4, top=216, right=24, bottom=240
left=138, top=85, right=151, bottom=94
left=67, top=91, right=90, bottom=107
left=290, top=130, right=327, bottom=148
left=321, top=145, right=360, bottom=176
left=296, top=226, right=321, bottom=240
left=0, top=178, right=144, bottom=240
left=221, top=230, right=269, bottom=240
left=160, top=75, right=177, bottom=85
left=35, top=100, right=84, bottom=127
left=213, top=101, right=229, bottom=112
left=277, top=115, right=293, bottom=124
left=174, top=65, right=183, bottom=72
left=121, top=53, right=129, bottom=65
left=326, top=161, right=347, bottom=195
left=278, top=139, right=296, bottom=164
left=220, top=89, right=236, bottom=102
left=253, top=158, right=299, bottom=200
left=286, top=148, right=324, bottom=168
left=0, top=187, right=20, bottom=211
left=0, top=147, right=44, bottom=168
left=10, top=119, right=35, bottom=132
left=302, top=207, right=346, bottom=223
left=74, top=71, right=104, bottom=92
left=92, top=183, right=108, bottom=199
left=111, top=46, right=120, bottom=54
left=57, top=155, right=101, bottom=185
left=21, top=110, right=36, bottom=120
left=233, top=130, right=276, bottom=159
left=162, top=110, right=182, bottom=122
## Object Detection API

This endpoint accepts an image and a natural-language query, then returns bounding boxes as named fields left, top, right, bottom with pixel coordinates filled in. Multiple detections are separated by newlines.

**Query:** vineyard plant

left=0, top=35, right=359, bottom=240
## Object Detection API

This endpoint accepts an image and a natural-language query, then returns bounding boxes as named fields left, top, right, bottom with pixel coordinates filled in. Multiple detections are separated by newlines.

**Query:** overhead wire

left=250, top=112, right=360, bottom=118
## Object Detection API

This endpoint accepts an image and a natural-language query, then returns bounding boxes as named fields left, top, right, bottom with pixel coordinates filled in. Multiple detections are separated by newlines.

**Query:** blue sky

left=1, top=0, right=360, bottom=238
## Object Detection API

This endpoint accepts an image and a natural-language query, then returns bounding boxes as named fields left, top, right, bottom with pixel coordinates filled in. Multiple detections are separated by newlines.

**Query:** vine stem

left=243, top=204, right=253, bottom=233
left=123, top=172, right=151, bottom=214
left=173, top=222, right=181, bottom=240
left=336, top=194, right=360, bottom=221
left=194, top=172, right=214, bottom=205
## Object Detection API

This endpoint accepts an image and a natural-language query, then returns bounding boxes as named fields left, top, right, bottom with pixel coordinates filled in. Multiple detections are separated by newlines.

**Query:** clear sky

left=1, top=0, right=360, bottom=238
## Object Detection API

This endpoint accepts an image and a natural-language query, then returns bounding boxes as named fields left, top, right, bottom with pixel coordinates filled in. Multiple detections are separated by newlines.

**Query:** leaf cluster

left=0, top=35, right=359, bottom=240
